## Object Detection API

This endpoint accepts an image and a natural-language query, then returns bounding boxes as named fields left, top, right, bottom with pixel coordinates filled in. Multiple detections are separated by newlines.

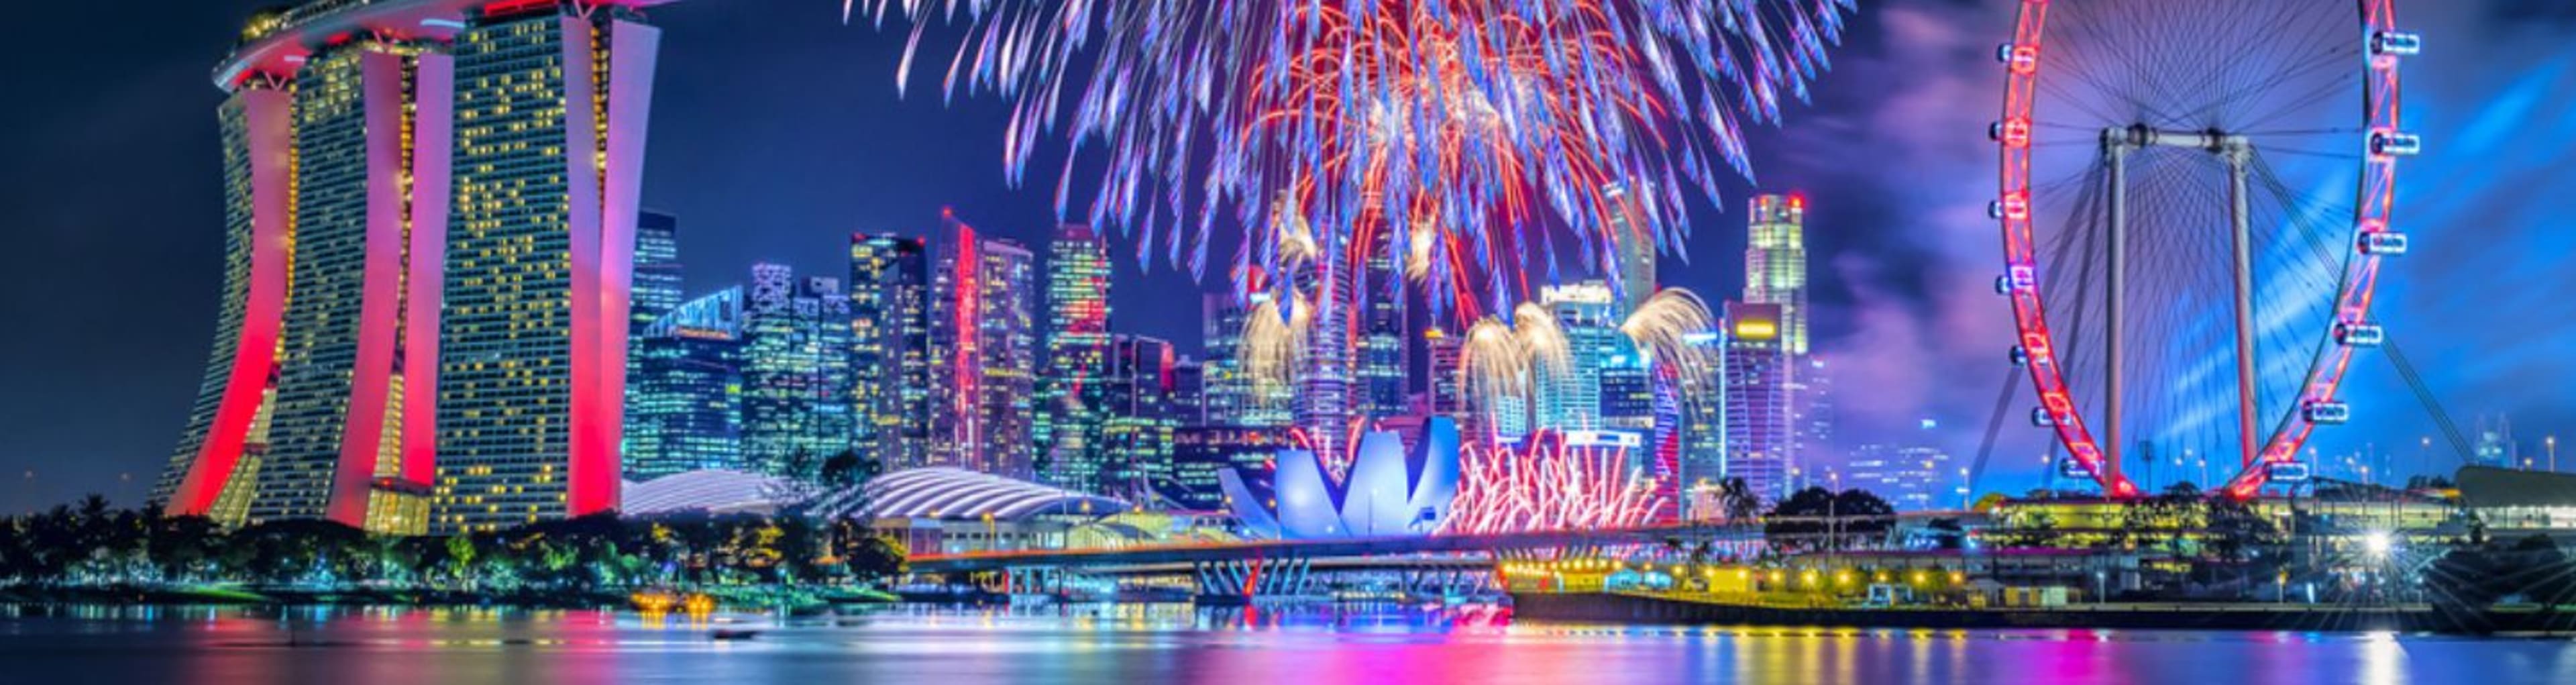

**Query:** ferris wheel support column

left=2102, top=129, right=2131, bottom=486
left=2224, top=140, right=2259, bottom=476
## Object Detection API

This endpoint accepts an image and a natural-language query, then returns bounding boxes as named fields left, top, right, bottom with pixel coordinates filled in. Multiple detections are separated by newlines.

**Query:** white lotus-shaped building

left=1222, top=418, right=1463, bottom=539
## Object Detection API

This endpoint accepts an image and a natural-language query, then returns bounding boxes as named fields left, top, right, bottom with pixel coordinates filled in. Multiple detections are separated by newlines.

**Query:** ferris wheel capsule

left=2370, top=130, right=2423, bottom=156
left=2371, top=32, right=2422, bottom=56
left=2264, top=461, right=2314, bottom=482
left=1988, top=119, right=2031, bottom=148
left=2301, top=401, right=2352, bottom=425
left=2359, top=231, right=2410, bottom=256
left=1988, top=193, right=2028, bottom=221
left=2334, top=321, right=2385, bottom=347
left=2008, top=346, right=2031, bottom=367
left=2030, top=408, right=2057, bottom=427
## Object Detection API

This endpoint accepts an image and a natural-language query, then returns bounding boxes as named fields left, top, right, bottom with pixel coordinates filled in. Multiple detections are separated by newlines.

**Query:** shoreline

left=0, top=584, right=898, bottom=612
left=1509, top=592, right=2576, bottom=635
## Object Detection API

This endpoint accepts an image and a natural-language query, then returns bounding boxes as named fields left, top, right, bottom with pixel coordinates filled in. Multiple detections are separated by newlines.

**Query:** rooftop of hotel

left=215, top=0, right=682, bottom=90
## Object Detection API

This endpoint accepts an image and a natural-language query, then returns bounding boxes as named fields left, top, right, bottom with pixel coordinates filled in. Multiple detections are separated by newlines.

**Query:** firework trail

left=1620, top=288, right=1719, bottom=378
left=854, top=0, right=1856, bottom=319
left=1454, top=287, right=1711, bottom=437
left=1238, top=296, right=1311, bottom=398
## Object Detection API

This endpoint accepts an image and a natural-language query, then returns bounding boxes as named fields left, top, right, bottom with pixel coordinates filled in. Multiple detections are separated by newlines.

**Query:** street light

left=2362, top=530, right=2393, bottom=559
left=2549, top=435, right=2559, bottom=473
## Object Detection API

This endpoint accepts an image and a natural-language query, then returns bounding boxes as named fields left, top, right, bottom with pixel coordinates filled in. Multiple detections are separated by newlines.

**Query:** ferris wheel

left=1991, top=0, right=2417, bottom=500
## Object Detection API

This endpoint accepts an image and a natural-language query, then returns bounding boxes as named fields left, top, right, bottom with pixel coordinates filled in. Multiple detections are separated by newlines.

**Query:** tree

left=145, top=515, right=225, bottom=583
left=1762, top=487, right=1896, bottom=553
left=444, top=535, right=479, bottom=588
left=830, top=519, right=908, bottom=582
left=781, top=450, right=823, bottom=483
left=820, top=450, right=880, bottom=490
left=1718, top=477, right=1762, bottom=523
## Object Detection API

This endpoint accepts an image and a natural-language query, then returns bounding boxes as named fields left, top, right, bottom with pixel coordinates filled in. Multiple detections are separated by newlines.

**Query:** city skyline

left=5, top=1, right=2576, bottom=511
left=15, top=2, right=2576, bottom=672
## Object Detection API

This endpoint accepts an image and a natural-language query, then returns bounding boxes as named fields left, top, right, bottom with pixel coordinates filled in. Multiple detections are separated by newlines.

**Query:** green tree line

left=0, top=495, right=905, bottom=594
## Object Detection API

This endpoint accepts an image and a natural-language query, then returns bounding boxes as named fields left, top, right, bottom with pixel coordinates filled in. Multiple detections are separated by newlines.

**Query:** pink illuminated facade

left=154, top=0, right=668, bottom=535
left=435, top=3, right=659, bottom=533
left=925, top=211, right=1039, bottom=480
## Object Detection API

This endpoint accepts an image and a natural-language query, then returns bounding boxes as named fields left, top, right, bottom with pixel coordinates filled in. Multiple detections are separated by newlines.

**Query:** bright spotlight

left=2361, top=531, right=2393, bottom=558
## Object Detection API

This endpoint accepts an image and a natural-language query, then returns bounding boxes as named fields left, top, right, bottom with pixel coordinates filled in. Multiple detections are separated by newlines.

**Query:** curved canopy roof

left=864, top=468, right=1129, bottom=521
left=623, top=470, right=808, bottom=516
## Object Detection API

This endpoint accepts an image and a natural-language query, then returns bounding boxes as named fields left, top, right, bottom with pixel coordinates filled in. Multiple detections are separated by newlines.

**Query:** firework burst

left=1619, top=288, right=1719, bottom=378
left=1442, top=429, right=1666, bottom=535
left=855, top=0, right=1856, bottom=318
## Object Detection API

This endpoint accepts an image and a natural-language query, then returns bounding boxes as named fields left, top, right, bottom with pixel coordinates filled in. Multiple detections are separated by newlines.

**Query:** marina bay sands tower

left=154, top=1, right=667, bottom=535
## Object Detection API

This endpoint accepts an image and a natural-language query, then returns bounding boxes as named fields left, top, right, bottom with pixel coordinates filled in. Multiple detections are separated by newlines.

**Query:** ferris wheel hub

left=2100, top=125, right=2251, bottom=155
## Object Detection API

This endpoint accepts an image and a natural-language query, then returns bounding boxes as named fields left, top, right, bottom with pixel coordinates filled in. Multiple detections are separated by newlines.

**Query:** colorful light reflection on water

left=4, top=604, right=2574, bottom=684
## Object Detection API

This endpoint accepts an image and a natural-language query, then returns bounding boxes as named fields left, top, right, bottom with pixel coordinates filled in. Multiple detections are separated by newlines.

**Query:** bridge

left=906, top=521, right=1786, bottom=602
left=908, top=522, right=1774, bottom=574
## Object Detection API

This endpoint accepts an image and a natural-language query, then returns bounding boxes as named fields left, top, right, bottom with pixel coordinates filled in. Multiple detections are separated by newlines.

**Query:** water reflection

left=2, top=603, right=2573, bottom=684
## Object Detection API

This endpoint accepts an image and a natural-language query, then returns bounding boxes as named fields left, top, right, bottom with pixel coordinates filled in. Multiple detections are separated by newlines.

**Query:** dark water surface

left=4, top=604, right=2573, bottom=684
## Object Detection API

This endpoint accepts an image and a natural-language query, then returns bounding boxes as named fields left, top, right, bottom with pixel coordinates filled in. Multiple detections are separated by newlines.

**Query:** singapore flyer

left=1993, top=0, right=2417, bottom=500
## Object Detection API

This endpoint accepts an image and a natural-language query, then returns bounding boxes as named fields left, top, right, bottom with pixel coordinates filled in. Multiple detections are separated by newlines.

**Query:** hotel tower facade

left=156, top=0, right=667, bottom=534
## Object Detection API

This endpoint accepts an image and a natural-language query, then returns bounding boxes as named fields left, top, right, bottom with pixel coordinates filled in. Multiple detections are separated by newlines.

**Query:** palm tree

left=1719, top=478, right=1762, bottom=523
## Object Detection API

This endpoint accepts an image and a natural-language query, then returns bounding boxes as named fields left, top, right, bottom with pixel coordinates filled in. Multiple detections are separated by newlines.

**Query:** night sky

left=3, top=1, right=2571, bottom=511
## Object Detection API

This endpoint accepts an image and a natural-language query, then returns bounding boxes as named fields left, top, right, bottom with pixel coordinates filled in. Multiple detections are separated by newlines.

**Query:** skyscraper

left=1675, top=329, right=1728, bottom=515
left=433, top=3, right=661, bottom=533
left=1297, top=252, right=1357, bottom=466
left=1201, top=293, right=1291, bottom=427
left=1538, top=282, right=1620, bottom=430
left=1606, top=182, right=1658, bottom=318
left=631, top=211, right=684, bottom=334
left=165, top=1, right=668, bottom=534
left=741, top=265, right=857, bottom=478
left=625, top=209, right=682, bottom=461
left=1169, top=358, right=1208, bottom=425
left=1746, top=194, right=1811, bottom=356
left=926, top=210, right=1038, bottom=478
left=1848, top=443, right=1955, bottom=512
left=1039, top=224, right=1113, bottom=488
left=1599, top=352, right=1658, bottom=432
left=248, top=36, right=458, bottom=529
left=1095, top=335, right=1181, bottom=497
left=1723, top=301, right=1792, bottom=500
left=1424, top=328, right=1466, bottom=424
left=160, top=8, right=464, bottom=532
left=850, top=233, right=931, bottom=471
left=1165, top=426, right=1293, bottom=511
left=626, top=288, right=745, bottom=480
left=1354, top=246, right=1409, bottom=421
left=1790, top=354, right=1837, bottom=486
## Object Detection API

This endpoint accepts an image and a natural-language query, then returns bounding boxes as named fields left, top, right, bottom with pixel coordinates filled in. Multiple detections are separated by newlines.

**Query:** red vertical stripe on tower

left=402, top=52, right=454, bottom=489
left=326, top=50, right=416, bottom=527
left=953, top=219, right=981, bottom=473
left=560, top=16, right=614, bottom=518
left=584, top=19, right=661, bottom=515
left=167, top=87, right=294, bottom=518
